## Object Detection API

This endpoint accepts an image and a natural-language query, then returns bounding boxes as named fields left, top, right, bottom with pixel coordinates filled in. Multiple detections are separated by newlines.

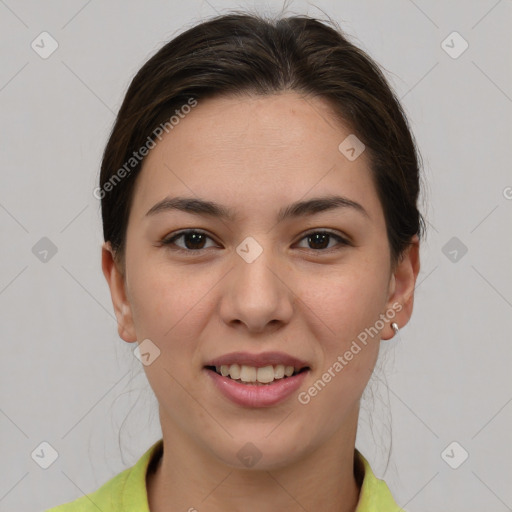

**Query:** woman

left=48, top=11, right=423, bottom=512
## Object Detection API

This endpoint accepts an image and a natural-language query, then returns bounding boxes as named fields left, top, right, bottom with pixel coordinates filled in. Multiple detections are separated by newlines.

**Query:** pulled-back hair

left=99, top=12, right=425, bottom=270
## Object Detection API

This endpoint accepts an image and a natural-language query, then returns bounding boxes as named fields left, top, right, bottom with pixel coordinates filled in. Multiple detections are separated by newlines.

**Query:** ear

left=101, top=242, right=137, bottom=343
left=381, top=235, right=420, bottom=340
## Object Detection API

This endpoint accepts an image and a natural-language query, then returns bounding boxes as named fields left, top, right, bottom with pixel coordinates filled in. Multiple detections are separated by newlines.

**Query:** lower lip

left=205, top=368, right=309, bottom=408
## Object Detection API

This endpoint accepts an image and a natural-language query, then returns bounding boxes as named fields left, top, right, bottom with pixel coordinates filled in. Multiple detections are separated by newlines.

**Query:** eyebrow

left=145, top=195, right=369, bottom=222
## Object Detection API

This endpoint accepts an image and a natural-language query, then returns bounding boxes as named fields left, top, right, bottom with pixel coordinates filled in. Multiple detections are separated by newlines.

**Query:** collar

left=121, top=439, right=403, bottom=511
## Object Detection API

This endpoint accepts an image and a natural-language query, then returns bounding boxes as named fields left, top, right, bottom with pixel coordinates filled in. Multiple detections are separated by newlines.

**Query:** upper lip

left=204, top=351, right=310, bottom=369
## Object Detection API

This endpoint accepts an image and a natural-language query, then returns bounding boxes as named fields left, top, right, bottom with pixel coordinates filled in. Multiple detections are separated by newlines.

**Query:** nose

left=218, top=244, right=295, bottom=334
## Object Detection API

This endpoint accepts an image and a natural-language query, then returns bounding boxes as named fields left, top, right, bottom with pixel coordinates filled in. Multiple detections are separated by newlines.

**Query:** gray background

left=1, top=0, right=511, bottom=511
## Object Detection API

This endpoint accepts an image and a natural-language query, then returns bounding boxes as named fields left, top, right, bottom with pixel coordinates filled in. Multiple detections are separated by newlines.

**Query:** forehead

left=129, top=92, right=384, bottom=225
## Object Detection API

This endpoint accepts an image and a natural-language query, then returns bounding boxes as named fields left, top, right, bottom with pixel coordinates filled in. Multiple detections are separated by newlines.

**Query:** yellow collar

left=48, top=438, right=405, bottom=511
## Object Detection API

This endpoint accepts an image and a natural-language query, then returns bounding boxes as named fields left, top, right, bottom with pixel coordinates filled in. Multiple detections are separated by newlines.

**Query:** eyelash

left=160, top=229, right=351, bottom=255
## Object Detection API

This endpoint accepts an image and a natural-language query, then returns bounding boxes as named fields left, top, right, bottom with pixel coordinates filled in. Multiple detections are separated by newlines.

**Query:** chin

left=209, top=432, right=310, bottom=471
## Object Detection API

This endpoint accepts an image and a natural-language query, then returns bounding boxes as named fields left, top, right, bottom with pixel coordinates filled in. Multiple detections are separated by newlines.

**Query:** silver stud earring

left=391, top=322, right=399, bottom=338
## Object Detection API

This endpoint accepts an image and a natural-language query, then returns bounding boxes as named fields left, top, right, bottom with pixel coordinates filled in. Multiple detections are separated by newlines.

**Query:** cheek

left=297, top=350, right=378, bottom=442
left=127, top=262, right=209, bottom=341
left=296, top=270, right=384, bottom=422
left=299, top=262, right=389, bottom=347
left=126, top=267, right=208, bottom=402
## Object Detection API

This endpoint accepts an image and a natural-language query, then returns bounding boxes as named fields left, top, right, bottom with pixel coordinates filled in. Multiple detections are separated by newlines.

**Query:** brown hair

left=99, top=12, right=425, bottom=271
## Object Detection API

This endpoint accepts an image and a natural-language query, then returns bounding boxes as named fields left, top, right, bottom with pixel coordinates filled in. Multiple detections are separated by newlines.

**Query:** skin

left=102, top=91, right=420, bottom=512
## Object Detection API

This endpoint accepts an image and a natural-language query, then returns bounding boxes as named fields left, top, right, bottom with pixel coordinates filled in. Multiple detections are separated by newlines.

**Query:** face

left=102, top=92, right=419, bottom=470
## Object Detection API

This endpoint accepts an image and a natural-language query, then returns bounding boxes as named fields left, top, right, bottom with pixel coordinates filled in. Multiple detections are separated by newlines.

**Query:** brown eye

left=162, top=230, right=218, bottom=252
left=296, top=231, right=349, bottom=251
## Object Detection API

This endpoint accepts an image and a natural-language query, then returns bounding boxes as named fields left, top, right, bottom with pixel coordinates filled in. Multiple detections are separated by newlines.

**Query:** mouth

left=204, top=354, right=311, bottom=407
left=205, top=364, right=310, bottom=386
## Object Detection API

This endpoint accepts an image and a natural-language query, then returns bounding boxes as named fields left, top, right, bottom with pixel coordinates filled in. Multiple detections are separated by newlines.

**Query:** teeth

left=284, top=365, right=294, bottom=377
left=240, top=365, right=257, bottom=383
left=256, top=366, right=274, bottom=383
left=274, top=365, right=285, bottom=379
left=228, top=364, right=240, bottom=380
left=213, top=363, right=303, bottom=384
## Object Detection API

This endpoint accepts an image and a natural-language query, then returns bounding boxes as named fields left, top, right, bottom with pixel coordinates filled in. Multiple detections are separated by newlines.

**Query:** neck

left=147, top=415, right=362, bottom=512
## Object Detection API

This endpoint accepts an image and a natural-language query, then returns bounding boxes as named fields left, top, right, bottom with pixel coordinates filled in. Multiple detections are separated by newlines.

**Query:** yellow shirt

left=46, top=439, right=404, bottom=511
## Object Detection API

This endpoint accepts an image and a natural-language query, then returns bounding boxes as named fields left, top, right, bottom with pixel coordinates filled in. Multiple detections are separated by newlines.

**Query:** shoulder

left=44, top=468, right=128, bottom=512
left=355, top=449, right=406, bottom=512
left=44, top=439, right=163, bottom=512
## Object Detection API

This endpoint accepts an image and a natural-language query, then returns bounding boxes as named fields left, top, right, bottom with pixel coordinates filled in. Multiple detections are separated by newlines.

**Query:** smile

left=203, top=351, right=311, bottom=407
left=207, top=364, right=308, bottom=385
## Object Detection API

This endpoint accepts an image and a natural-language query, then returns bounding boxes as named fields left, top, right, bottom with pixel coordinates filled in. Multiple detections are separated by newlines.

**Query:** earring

left=391, top=322, right=399, bottom=338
